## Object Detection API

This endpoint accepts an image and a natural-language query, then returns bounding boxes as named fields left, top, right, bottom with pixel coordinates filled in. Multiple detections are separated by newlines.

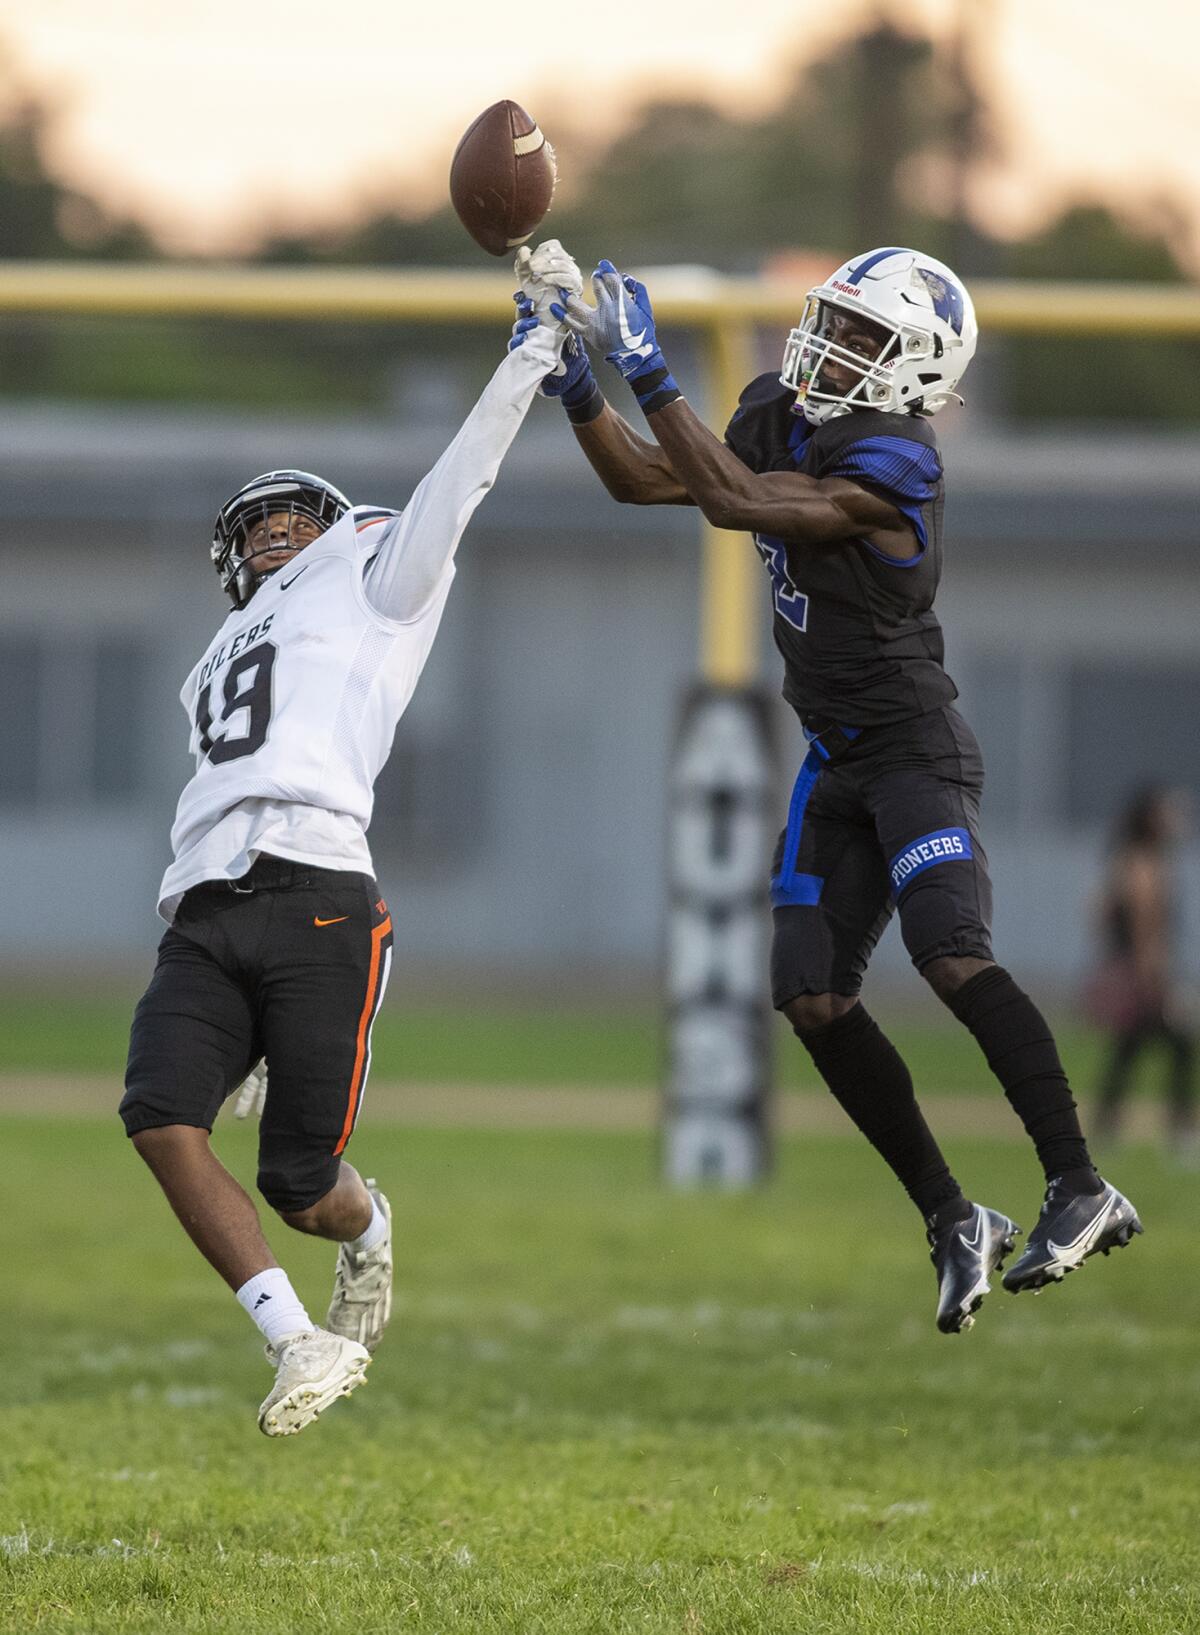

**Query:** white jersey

left=157, top=323, right=565, bottom=920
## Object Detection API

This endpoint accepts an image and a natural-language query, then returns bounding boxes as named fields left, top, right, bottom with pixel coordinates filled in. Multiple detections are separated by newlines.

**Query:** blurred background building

left=1, top=3, right=1198, bottom=992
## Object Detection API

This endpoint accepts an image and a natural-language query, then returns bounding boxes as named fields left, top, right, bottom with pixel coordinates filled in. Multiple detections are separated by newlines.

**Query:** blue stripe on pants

left=771, top=747, right=825, bottom=907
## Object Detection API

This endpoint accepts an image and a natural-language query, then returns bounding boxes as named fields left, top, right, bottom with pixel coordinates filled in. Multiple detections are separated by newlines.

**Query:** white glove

left=514, top=241, right=593, bottom=332
left=514, top=239, right=584, bottom=308
left=233, top=1058, right=268, bottom=1119
left=510, top=240, right=594, bottom=389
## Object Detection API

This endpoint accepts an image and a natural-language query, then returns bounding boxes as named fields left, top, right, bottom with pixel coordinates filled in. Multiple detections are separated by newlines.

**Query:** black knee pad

left=257, top=1145, right=340, bottom=1215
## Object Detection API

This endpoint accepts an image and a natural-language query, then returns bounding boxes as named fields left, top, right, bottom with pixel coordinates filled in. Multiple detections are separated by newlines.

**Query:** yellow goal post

left=1, top=260, right=1197, bottom=687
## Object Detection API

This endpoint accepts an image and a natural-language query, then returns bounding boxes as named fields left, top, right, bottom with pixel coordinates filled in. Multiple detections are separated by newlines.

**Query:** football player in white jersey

left=120, top=274, right=571, bottom=1437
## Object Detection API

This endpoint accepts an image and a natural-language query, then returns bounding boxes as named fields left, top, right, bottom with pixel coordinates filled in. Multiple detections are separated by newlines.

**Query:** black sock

left=947, top=966, right=1100, bottom=1188
left=797, top=1004, right=967, bottom=1221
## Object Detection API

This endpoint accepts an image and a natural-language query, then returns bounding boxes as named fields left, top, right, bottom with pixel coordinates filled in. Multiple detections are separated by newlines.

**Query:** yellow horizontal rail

left=0, top=263, right=509, bottom=322
left=669, top=277, right=1200, bottom=337
left=2, top=261, right=1195, bottom=687
left=0, top=262, right=1198, bottom=336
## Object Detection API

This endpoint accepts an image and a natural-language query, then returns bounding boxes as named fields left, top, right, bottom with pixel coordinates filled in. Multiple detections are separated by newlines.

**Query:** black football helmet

left=211, top=469, right=351, bottom=608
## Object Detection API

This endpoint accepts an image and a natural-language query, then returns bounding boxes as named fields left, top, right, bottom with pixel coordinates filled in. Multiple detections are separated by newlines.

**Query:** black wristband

left=565, top=381, right=606, bottom=426
left=639, top=386, right=683, bottom=417
left=629, top=362, right=683, bottom=418
left=630, top=364, right=671, bottom=402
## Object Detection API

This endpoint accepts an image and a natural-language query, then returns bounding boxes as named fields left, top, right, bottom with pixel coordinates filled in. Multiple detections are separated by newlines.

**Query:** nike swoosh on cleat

left=957, top=1211, right=986, bottom=1255
left=1045, top=1188, right=1117, bottom=1265
left=314, top=915, right=350, bottom=927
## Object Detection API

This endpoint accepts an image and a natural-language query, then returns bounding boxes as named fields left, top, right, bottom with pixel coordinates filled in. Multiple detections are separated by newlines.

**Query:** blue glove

left=587, top=260, right=682, bottom=415
left=510, top=294, right=604, bottom=423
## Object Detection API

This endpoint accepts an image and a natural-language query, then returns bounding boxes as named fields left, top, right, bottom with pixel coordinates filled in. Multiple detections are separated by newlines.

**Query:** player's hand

left=514, top=239, right=584, bottom=307
left=581, top=260, right=682, bottom=414
left=585, top=260, right=662, bottom=379
left=514, top=239, right=594, bottom=334
left=510, top=293, right=598, bottom=403
left=233, top=1058, right=268, bottom=1120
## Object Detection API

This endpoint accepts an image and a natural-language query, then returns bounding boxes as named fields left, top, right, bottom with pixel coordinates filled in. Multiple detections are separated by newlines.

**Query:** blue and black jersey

left=724, top=373, right=958, bottom=728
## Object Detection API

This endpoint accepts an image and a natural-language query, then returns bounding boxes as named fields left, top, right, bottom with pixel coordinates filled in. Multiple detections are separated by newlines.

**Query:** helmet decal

left=914, top=267, right=965, bottom=336
left=844, top=246, right=908, bottom=284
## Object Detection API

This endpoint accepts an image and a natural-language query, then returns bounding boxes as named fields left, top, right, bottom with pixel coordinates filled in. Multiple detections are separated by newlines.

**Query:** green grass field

left=0, top=990, right=1150, bottom=1100
left=3, top=1113, right=1195, bottom=1634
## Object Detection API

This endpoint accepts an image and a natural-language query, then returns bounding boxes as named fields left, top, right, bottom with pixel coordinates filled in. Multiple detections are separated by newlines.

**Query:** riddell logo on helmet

left=831, top=280, right=862, bottom=296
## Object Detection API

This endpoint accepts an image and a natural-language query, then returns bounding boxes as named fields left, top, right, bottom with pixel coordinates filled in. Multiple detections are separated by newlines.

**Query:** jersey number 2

left=755, top=536, right=808, bottom=633
left=195, top=641, right=276, bottom=763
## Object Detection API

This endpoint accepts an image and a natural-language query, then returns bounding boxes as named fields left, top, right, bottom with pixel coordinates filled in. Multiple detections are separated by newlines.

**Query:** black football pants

left=121, top=855, right=393, bottom=1211
left=770, top=705, right=994, bottom=1006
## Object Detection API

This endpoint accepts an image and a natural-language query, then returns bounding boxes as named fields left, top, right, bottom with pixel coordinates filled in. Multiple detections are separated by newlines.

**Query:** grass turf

left=2, top=1115, right=1196, bottom=1633
left=0, top=990, right=1158, bottom=1102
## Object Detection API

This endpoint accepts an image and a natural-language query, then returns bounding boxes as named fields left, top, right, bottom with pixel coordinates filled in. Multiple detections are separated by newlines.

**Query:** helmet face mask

left=211, top=470, right=350, bottom=608
left=780, top=248, right=977, bottom=426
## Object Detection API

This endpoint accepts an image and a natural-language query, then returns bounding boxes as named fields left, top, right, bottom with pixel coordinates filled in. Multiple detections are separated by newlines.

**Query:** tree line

left=0, top=25, right=1195, bottom=420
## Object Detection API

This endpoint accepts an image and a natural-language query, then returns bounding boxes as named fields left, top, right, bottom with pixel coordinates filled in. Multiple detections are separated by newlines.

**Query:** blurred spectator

left=1086, top=787, right=1196, bottom=1152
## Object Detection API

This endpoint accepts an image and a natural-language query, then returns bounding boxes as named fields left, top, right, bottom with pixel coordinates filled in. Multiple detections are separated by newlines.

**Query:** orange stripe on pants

left=333, top=915, right=392, bottom=1155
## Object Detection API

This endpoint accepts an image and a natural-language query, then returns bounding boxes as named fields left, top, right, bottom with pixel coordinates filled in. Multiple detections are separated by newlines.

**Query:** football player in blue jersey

left=514, top=242, right=1141, bottom=1333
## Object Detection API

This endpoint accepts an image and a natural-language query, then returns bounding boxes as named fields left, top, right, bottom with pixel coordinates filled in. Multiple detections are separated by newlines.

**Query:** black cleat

left=927, top=1203, right=1021, bottom=1334
left=1002, top=1177, right=1142, bottom=1294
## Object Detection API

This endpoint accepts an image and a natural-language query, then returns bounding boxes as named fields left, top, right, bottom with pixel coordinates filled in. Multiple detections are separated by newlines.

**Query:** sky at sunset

left=0, top=0, right=1196, bottom=260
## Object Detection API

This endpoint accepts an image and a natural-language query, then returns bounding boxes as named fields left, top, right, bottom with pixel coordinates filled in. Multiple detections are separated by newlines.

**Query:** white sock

left=350, top=1195, right=388, bottom=1255
left=236, top=1267, right=312, bottom=1348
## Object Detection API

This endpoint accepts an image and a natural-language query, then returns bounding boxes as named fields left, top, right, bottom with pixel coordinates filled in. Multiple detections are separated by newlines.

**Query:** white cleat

left=326, top=1180, right=393, bottom=1354
left=257, top=1327, right=370, bottom=1438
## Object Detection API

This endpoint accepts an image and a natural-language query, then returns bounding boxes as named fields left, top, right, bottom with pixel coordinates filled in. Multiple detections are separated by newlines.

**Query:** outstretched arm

left=512, top=243, right=691, bottom=507
left=364, top=320, right=566, bottom=621
left=572, top=400, right=693, bottom=506
left=575, top=262, right=918, bottom=558
left=648, top=396, right=911, bottom=548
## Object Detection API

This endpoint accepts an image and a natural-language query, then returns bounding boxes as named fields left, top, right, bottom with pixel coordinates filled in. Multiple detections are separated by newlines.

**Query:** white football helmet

left=780, top=247, right=977, bottom=425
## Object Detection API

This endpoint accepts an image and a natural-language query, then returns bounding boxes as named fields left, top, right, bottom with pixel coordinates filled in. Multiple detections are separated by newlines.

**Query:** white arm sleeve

left=363, top=324, right=565, bottom=621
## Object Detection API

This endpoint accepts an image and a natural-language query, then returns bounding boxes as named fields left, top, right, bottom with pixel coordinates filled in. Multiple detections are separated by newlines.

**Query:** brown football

left=449, top=100, right=556, bottom=257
